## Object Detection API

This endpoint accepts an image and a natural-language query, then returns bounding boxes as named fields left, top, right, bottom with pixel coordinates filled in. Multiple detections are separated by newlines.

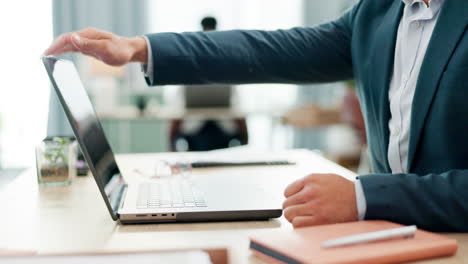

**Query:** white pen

left=321, top=225, right=417, bottom=248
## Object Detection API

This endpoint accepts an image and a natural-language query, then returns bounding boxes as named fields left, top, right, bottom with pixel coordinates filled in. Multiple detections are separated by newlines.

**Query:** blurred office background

left=0, top=0, right=361, bottom=178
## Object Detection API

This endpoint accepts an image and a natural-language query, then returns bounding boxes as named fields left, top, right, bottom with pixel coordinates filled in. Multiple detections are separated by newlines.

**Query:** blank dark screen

left=45, top=58, right=120, bottom=188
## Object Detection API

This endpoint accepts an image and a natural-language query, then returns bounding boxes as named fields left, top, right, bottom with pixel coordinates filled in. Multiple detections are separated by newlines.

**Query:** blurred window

left=149, top=0, right=303, bottom=32
left=0, top=1, right=53, bottom=168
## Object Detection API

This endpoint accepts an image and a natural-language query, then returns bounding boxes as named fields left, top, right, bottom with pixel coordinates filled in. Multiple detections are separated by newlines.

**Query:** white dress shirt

left=387, top=0, right=444, bottom=174
left=141, top=36, right=154, bottom=85
left=355, top=0, right=444, bottom=220
left=142, top=0, right=445, bottom=221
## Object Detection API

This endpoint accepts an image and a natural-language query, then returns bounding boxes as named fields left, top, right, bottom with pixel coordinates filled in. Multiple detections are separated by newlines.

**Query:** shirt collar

left=401, top=0, right=445, bottom=21
left=402, top=0, right=434, bottom=7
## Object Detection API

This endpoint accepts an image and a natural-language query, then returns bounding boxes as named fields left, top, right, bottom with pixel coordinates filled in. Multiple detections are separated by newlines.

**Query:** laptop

left=42, top=56, right=282, bottom=223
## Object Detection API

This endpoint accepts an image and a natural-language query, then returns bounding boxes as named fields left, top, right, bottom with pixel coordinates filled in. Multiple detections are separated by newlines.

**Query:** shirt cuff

left=140, top=35, right=154, bottom=85
left=355, top=177, right=367, bottom=221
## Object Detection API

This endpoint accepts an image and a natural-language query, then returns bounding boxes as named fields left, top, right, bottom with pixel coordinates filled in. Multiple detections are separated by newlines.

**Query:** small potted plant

left=36, top=137, right=77, bottom=186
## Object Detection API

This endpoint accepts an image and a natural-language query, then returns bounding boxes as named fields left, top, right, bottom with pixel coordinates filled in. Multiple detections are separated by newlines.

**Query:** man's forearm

left=144, top=27, right=353, bottom=86
left=360, top=170, right=468, bottom=232
left=139, top=2, right=364, bottom=86
left=140, top=0, right=362, bottom=87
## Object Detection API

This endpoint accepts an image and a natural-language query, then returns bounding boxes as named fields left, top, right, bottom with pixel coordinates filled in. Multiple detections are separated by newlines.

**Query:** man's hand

left=43, top=27, right=148, bottom=66
left=283, top=174, right=358, bottom=228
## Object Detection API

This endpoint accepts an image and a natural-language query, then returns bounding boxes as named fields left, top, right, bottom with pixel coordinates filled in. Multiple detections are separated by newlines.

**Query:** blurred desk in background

left=155, top=107, right=251, bottom=120
left=98, top=106, right=286, bottom=154
left=99, top=106, right=257, bottom=121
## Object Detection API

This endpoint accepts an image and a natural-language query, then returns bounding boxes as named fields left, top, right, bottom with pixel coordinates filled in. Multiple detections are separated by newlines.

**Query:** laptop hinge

left=108, top=180, right=127, bottom=219
left=116, top=184, right=128, bottom=217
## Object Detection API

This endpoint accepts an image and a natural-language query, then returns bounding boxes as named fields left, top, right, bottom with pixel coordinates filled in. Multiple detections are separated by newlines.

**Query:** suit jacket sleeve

left=144, top=3, right=362, bottom=86
left=360, top=170, right=468, bottom=232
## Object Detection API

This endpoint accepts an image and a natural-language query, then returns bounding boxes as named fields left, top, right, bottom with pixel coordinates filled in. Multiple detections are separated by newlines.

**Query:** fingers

left=284, top=203, right=325, bottom=228
left=72, top=34, right=106, bottom=58
left=43, top=27, right=113, bottom=56
left=43, top=33, right=79, bottom=56
left=283, top=173, right=357, bottom=228
left=284, top=177, right=305, bottom=198
left=282, top=185, right=315, bottom=209
left=291, top=216, right=319, bottom=228
left=283, top=202, right=315, bottom=223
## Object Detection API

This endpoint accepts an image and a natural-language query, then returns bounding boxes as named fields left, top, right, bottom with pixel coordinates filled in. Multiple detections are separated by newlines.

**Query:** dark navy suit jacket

left=145, top=0, right=468, bottom=231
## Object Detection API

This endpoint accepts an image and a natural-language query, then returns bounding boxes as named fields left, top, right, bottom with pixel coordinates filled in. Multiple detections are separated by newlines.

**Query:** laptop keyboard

left=136, top=179, right=207, bottom=209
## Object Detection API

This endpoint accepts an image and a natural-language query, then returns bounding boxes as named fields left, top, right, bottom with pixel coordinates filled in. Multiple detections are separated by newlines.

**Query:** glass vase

left=35, top=138, right=77, bottom=186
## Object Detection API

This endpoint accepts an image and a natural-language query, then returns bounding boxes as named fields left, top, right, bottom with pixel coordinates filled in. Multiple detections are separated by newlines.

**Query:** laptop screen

left=42, top=56, right=125, bottom=220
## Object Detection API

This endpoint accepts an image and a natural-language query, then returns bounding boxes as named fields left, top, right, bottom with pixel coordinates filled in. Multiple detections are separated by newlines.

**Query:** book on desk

left=250, top=220, right=458, bottom=264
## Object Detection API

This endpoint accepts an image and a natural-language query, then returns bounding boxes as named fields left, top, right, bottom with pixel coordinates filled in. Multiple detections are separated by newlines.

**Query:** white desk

left=0, top=149, right=466, bottom=263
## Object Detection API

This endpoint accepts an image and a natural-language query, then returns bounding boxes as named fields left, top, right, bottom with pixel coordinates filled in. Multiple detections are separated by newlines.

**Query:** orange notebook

left=250, top=220, right=458, bottom=264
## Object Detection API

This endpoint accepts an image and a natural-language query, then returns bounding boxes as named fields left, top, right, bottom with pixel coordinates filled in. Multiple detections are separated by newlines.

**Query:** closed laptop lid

left=42, top=56, right=125, bottom=220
